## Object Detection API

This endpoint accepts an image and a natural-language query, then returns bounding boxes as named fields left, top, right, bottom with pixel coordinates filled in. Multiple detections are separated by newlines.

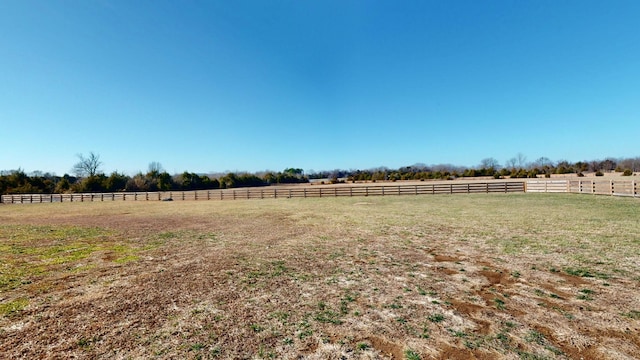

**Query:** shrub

left=595, top=171, right=604, bottom=176
left=623, top=169, right=633, bottom=176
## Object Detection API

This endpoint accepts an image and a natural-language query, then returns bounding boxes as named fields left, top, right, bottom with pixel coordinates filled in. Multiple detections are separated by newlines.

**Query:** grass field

left=1, top=194, right=639, bottom=359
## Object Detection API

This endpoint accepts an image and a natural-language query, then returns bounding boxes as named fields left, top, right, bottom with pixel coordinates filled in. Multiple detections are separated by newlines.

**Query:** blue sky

left=1, top=1, right=639, bottom=176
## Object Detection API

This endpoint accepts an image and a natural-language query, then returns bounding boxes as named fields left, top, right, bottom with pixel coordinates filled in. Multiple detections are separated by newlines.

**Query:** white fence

left=527, top=179, right=638, bottom=197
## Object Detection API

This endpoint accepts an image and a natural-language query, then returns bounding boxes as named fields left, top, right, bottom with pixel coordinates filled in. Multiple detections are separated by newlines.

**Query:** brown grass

left=0, top=194, right=639, bottom=359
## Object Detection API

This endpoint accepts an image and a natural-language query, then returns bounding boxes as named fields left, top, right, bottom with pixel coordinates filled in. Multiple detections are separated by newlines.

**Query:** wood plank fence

left=4, top=180, right=635, bottom=205
left=527, top=179, right=638, bottom=197
left=0, top=181, right=525, bottom=204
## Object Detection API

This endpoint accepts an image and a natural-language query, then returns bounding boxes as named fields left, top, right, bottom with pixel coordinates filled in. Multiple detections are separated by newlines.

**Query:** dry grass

left=0, top=193, right=639, bottom=359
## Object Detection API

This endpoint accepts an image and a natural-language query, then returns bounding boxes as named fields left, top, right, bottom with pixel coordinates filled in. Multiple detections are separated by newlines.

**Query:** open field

left=1, top=194, right=639, bottom=359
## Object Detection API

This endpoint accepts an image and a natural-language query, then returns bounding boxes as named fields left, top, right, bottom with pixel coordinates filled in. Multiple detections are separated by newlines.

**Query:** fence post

left=610, top=180, right=614, bottom=196
left=304, top=188, right=307, bottom=198
left=633, top=180, right=637, bottom=197
left=382, top=186, right=385, bottom=196
left=592, top=181, right=596, bottom=194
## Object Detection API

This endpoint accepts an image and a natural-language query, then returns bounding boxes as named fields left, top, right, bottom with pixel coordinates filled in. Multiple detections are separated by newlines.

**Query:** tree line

left=1, top=154, right=638, bottom=195
left=0, top=169, right=310, bottom=195
left=0, top=154, right=309, bottom=195
left=308, top=156, right=639, bottom=183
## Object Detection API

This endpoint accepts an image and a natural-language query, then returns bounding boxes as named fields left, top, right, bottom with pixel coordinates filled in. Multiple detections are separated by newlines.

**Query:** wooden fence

left=0, top=181, right=525, bottom=204
left=527, top=179, right=638, bottom=197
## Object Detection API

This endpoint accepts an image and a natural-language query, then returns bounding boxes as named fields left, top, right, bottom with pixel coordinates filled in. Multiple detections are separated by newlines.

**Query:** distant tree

left=506, top=157, right=518, bottom=169
left=156, top=172, right=174, bottom=191
left=534, top=157, right=553, bottom=168
left=480, top=158, right=500, bottom=170
left=516, top=153, right=527, bottom=169
left=575, top=161, right=589, bottom=172
left=103, top=172, right=128, bottom=192
left=73, top=152, right=103, bottom=177
left=54, top=177, right=71, bottom=193
left=555, top=160, right=574, bottom=174
left=284, top=168, right=304, bottom=176
left=600, top=158, right=617, bottom=172
left=619, top=157, right=640, bottom=172
left=147, top=162, right=163, bottom=178
left=126, top=173, right=150, bottom=191
left=74, top=174, right=107, bottom=193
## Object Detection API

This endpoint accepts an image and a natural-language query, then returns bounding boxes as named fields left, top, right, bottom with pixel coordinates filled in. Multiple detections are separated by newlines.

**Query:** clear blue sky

left=1, top=1, right=639, bottom=176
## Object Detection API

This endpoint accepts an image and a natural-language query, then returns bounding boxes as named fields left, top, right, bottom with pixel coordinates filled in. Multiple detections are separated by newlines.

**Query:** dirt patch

left=479, top=269, right=514, bottom=287
left=436, top=344, right=497, bottom=360
left=1, top=197, right=639, bottom=359
left=365, top=336, right=404, bottom=359
left=434, top=254, right=462, bottom=262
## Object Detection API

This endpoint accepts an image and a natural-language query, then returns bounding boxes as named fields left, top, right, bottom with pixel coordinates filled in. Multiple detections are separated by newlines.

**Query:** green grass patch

left=0, top=224, right=146, bottom=292
left=0, top=298, right=29, bottom=317
left=427, top=313, right=445, bottom=323
left=621, top=310, right=640, bottom=319
left=404, top=349, right=421, bottom=360
left=564, top=267, right=609, bottom=279
left=114, top=254, right=140, bottom=263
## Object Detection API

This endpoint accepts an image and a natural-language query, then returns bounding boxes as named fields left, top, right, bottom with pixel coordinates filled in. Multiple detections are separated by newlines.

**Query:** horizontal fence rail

left=527, top=179, right=638, bottom=197
left=1, top=181, right=526, bottom=204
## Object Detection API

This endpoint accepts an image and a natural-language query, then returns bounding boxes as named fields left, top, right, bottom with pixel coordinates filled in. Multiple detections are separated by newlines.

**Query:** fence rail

left=4, top=180, right=636, bottom=205
left=0, top=181, right=525, bottom=204
left=527, top=179, right=638, bottom=197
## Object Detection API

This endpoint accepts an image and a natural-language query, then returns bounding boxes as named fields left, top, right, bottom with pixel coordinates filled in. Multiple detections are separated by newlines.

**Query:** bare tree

left=480, top=157, right=500, bottom=170
left=147, top=161, right=164, bottom=178
left=619, top=157, right=640, bottom=172
left=600, top=158, right=617, bottom=172
left=73, top=152, right=103, bottom=177
left=505, top=157, right=518, bottom=169
left=533, top=157, right=553, bottom=168
left=517, top=153, right=527, bottom=168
